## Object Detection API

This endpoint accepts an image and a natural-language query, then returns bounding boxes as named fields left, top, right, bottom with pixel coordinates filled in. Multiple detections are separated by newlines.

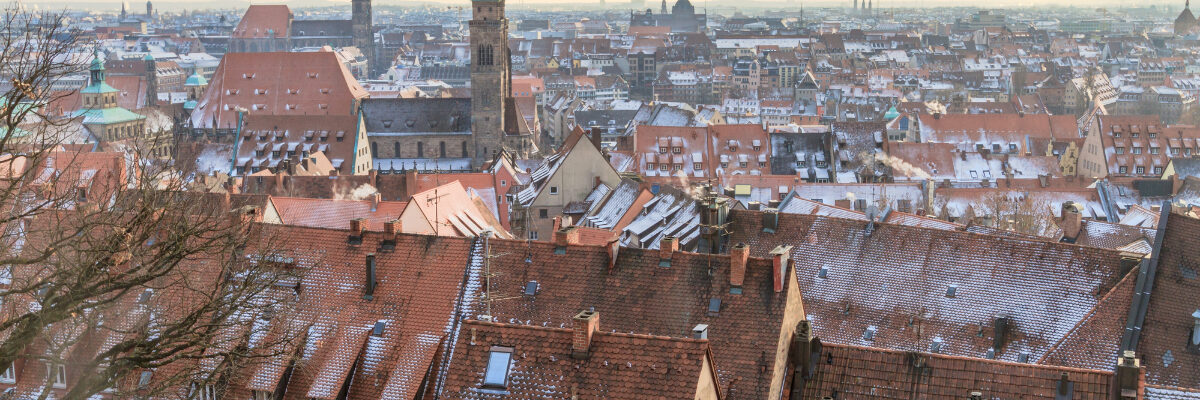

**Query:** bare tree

left=0, top=8, right=301, bottom=399
left=975, top=190, right=1057, bottom=237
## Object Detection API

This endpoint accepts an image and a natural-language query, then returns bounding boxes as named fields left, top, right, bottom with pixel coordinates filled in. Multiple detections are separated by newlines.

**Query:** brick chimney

left=660, top=236, right=678, bottom=260
left=350, top=218, right=366, bottom=236
left=553, top=226, right=579, bottom=247
left=383, top=219, right=400, bottom=236
left=606, top=239, right=620, bottom=271
left=1060, top=202, right=1082, bottom=242
left=571, top=310, right=600, bottom=359
left=730, top=242, right=749, bottom=287
left=589, top=126, right=603, bottom=150
left=770, top=245, right=793, bottom=293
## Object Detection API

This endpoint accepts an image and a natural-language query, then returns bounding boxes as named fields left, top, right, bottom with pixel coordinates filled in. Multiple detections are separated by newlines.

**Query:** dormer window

left=483, top=347, right=514, bottom=389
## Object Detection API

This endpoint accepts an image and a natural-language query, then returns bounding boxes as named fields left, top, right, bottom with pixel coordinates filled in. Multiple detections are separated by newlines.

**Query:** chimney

left=571, top=310, right=600, bottom=359
left=383, top=219, right=400, bottom=236
left=553, top=226, right=579, bottom=248
left=787, top=320, right=819, bottom=399
left=589, top=126, right=603, bottom=150
left=370, top=192, right=381, bottom=212
left=221, top=191, right=231, bottom=211
left=692, top=324, right=709, bottom=339
left=933, top=112, right=942, bottom=119
left=606, top=239, right=620, bottom=271
left=403, top=169, right=419, bottom=199
left=369, top=168, right=378, bottom=188
left=834, top=199, right=851, bottom=209
left=274, top=171, right=284, bottom=188
left=730, top=242, right=749, bottom=287
left=770, top=245, right=793, bottom=293
left=350, top=218, right=366, bottom=236
left=660, top=236, right=678, bottom=260
left=748, top=201, right=762, bottom=211
left=364, top=253, right=377, bottom=300
left=1060, top=202, right=1082, bottom=242
left=1114, top=351, right=1141, bottom=400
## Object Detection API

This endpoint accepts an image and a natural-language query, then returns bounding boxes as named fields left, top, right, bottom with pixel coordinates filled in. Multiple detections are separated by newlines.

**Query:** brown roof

left=918, top=113, right=1078, bottom=149
left=726, top=209, right=1131, bottom=365
left=1137, top=213, right=1200, bottom=389
left=226, top=226, right=475, bottom=399
left=190, top=50, right=368, bottom=129
left=271, top=196, right=406, bottom=231
left=801, top=342, right=1115, bottom=399
left=438, top=319, right=718, bottom=399
left=232, top=5, right=292, bottom=39
left=237, top=113, right=363, bottom=174
left=453, top=237, right=801, bottom=399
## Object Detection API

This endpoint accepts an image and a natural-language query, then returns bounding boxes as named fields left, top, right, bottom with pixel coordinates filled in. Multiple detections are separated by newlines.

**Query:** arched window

left=393, top=142, right=401, bottom=157
left=477, top=45, right=493, bottom=66
left=417, top=142, right=424, bottom=158
left=439, top=141, right=446, bottom=158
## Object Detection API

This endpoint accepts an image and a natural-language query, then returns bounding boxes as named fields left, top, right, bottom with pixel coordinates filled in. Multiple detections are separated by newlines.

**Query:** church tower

left=352, top=0, right=374, bottom=75
left=469, top=0, right=511, bottom=166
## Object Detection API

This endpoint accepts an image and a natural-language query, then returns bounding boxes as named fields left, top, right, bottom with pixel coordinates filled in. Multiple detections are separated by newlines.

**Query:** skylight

left=483, top=347, right=513, bottom=388
left=523, top=281, right=538, bottom=296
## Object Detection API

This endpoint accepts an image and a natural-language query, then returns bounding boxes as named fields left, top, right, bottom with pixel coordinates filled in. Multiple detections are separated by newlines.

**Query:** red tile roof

left=271, top=196, right=406, bottom=231
left=801, top=342, right=1115, bottom=399
left=1039, top=265, right=1139, bottom=371
left=439, top=319, right=718, bottom=399
left=232, top=5, right=292, bottom=39
left=454, top=238, right=803, bottom=399
left=237, top=114, right=365, bottom=175
left=726, top=209, right=1131, bottom=365
left=1137, top=214, right=1200, bottom=389
left=190, top=50, right=368, bottom=130
left=226, top=226, right=474, bottom=400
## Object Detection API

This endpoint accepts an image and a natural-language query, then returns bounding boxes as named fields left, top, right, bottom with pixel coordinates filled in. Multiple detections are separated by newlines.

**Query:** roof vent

left=930, top=337, right=943, bottom=353
left=1054, top=372, right=1074, bottom=400
left=864, top=325, right=877, bottom=341
left=945, top=284, right=958, bottom=298
left=707, top=298, right=721, bottom=316
left=692, top=324, right=709, bottom=339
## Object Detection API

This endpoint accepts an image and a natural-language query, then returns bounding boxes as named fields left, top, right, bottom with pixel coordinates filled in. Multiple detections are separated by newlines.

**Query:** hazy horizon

left=21, top=0, right=1193, bottom=13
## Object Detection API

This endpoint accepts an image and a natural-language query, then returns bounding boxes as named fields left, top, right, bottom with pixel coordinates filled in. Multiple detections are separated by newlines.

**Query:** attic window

left=523, top=281, right=539, bottom=295
left=930, top=337, right=943, bottom=353
left=483, top=347, right=514, bottom=389
left=864, top=325, right=877, bottom=341
left=372, top=321, right=386, bottom=336
left=707, top=298, right=721, bottom=316
left=382, top=120, right=393, bottom=128
left=320, top=88, right=331, bottom=94
left=729, top=287, right=743, bottom=295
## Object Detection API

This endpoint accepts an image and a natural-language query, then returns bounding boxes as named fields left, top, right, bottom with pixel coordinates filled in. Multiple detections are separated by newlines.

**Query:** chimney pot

left=571, top=310, right=600, bottom=359
left=730, top=243, right=749, bottom=287
left=350, top=218, right=366, bottom=236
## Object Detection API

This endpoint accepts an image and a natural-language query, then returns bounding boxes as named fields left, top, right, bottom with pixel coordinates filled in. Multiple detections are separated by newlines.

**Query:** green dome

left=185, top=73, right=208, bottom=87
left=884, top=105, right=900, bottom=120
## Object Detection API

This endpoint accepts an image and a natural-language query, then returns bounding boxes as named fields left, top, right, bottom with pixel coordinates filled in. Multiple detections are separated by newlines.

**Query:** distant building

left=1176, top=0, right=1197, bottom=36
left=630, top=0, right=707, bottom=33
left=228, top=1, right=377, bottom=75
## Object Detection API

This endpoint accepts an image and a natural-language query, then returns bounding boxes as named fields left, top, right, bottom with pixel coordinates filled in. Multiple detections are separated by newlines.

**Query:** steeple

left=661, top=0, right=667, bottom=14
left=89, top=48, right=106, bottom=85
left=120, top=1, right=126, bottom=20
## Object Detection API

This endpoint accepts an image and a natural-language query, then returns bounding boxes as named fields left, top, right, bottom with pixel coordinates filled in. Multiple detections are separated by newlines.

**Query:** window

left=191, top=382, right=217, bottom=400
left=759, top=162, right=766, bottom=168
left=1132, top=147, right=1142, bottom=155
left=500, top=180, right=507, bottom=187
left=440, top=141, right=447, bottom=158
left=672, top=147, right=681, bottom=154
left=336, top=136, right=344, bottom=142
left=1136, top=166, right=1145, bottom=175
left=646, top=162, right=656, bottom=170
left=1115, top=147, right=1125, bottom=154
left=1172, top=147, right=1181, bottom=155
left=529, top=231, right=539, bottom=240
left=659, top=147, right=667, bottom=154
left=1150, top=147, right=1160, bottom=155
left=483, top=347, right=513, bottom=388
left=252, top=391, right=272, bottom=400
left=1, top=362, right=14, bottom=383
left=673, top=164, right=682, bottom=171
left=539, top=209, right=548, bottom=219
left=47, top=364, right=66, bottom=388
left=549, top=186, right=559, bottom=195
left=462, top=141, right=469, bottom=158
left=660, top=164, right=669, bottom=171
left=694, top=162, right=702, bottom=170
left=1119, top=166, right=1129, bottom=174
left=1155, top=167, right=1164, bottom=175
left=477, top=45, right=495, bottom=66
left=1008, top=143, right=1018, bottom=153
left=721, top=162, right=729, bottom=168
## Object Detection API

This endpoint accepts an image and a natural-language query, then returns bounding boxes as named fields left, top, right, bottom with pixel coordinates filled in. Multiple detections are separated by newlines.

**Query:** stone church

left=630, top=0, right=707, bottom=33
left=228, top=0, right=376, bottom=75
left=363, top=0, right=539, bottom=172
left=1176, top=0, right=1198, bottom=36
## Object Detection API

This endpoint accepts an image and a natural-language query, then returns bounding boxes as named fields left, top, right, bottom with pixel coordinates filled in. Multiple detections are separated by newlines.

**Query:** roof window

left=372, top=320, right=386, bottom=336
left=707, top=298, right=721, bottom=316
left=483, top=347, right=513, bottom=388
left=523, top=281, right=538, bottom=296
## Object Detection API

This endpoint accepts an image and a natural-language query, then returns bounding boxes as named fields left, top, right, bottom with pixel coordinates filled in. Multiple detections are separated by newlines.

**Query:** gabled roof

left=271, top=197, right=406, bottom=231
left=1137, top=214, right=1200, bottom=389
left=190, top=51, right=368, bottom=130
left=727, top=209, right=1131, bottom=365
left=454, top=237, right=799, bottom=399
left=439, top=319, right=718, bottom=399
left=232, top=5, right=292, bottom=39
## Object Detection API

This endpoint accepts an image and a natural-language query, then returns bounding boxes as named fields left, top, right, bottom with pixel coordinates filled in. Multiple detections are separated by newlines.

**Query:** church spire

left=661, top=0, right=667, bottom=14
